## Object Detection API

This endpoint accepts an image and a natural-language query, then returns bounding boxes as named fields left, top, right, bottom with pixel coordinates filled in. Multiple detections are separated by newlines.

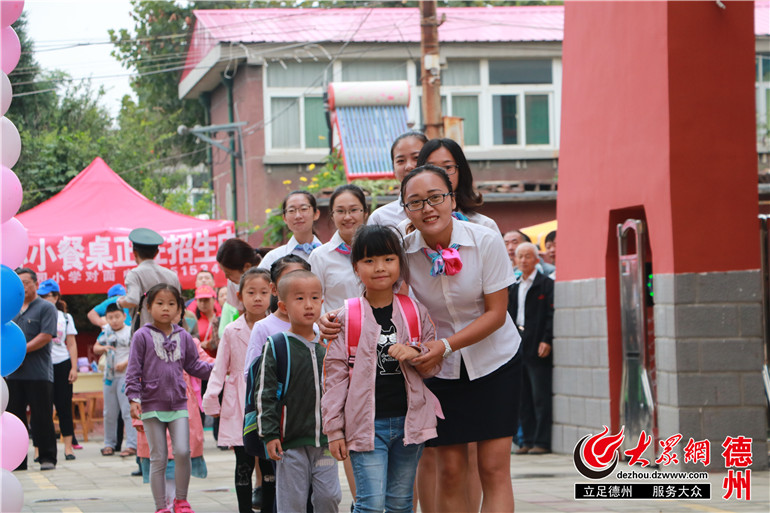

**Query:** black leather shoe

left=131, top=468, right=142, bottom=476
left=65, top=454, right=76, bottom=461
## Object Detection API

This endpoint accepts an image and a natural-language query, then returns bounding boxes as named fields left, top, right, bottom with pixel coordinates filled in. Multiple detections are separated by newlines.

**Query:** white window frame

left=264, top=63, right=330, bottom=155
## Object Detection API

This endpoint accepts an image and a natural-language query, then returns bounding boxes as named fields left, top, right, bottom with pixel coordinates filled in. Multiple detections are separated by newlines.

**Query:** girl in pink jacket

left=202, top=268, right=271, bottom=513
left=322, top=224, right=442, bottom=513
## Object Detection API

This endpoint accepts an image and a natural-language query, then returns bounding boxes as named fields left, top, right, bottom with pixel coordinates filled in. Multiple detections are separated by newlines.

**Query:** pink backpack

left=344, top=294, right=421, bottom=376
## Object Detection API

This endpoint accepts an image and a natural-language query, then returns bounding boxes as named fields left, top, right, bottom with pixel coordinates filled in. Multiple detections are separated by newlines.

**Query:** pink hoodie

left=322, top=296, right=442, bottom=452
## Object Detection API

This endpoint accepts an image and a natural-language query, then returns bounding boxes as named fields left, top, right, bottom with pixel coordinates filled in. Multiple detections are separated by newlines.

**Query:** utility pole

left=420, top=0, right=442, bottom=139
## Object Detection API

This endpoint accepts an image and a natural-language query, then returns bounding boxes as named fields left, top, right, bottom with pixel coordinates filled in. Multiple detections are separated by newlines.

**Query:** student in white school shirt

left=308, top=184, right=369, bottom=313
left=367, top=130, right=427, bottom=230
left=258, top=190, right=322, bottom=271
left=402, top=165, right=521, bottom=513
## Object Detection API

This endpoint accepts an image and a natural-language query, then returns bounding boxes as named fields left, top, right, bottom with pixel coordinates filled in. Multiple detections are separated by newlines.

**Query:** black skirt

left=425, top=354, right=521, bottom=447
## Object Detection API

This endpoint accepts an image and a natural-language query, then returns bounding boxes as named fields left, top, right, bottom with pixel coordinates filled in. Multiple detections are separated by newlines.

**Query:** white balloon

left=0, top=73, right=10, bottom=115
left=1, top=117, right=20, bottom=168
left=0, top=468, right=23, bottom=512
left=0, top=379, right=7, bottom=414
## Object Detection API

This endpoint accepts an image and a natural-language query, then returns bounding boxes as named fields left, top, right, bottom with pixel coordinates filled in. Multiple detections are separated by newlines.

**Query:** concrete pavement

left=14, top=434, right=769, bottom=512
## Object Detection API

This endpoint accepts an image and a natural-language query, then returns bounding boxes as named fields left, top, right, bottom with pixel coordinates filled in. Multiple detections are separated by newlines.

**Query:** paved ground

left=14, top=433, right=769, bottom=513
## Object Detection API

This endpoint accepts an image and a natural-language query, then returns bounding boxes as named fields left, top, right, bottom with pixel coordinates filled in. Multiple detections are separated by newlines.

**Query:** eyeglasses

left=284, top=205, right=313, bottom=215
left=332, top=207, right=365, bottom=216
left=402, top=192, right=453, bottom=212
left=443, top=164, right=459, bottom=175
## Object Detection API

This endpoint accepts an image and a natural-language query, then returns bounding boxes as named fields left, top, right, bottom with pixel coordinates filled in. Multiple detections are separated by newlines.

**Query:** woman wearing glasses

left=413, top=138, right=499, bottom=233
left=308, top=184, right=370, bottom=312
left=258, top=190, right=323, bottom=271
left=402, top=164, right=521, bottom=513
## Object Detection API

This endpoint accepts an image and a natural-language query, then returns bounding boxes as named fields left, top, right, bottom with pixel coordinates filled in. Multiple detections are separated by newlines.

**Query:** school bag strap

left=269, top=332, right=290, bottom=401
left=344, top=298, right=364, bottom=374
left=243, top=331, right=291, bottom=458
left=394, top=293, right=422, bottom=345
left=344, top=295, right=422, bottom=376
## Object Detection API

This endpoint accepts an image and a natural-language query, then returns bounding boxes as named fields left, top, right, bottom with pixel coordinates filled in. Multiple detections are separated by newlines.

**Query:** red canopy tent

left=17, top=157, right=234, bottom=294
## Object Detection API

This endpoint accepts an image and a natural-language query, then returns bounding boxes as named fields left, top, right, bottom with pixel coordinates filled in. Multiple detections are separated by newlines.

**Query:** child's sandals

left=173, top=499, right=195, bottom=513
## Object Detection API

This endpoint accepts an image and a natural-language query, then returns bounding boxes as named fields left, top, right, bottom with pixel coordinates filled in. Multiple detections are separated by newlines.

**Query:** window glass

left=271, top=97, right=300, bottom=148
left=525, top=94, right=550, bottom=145
left=763, top=56, right=770, bottom=81
left=489, top=59, right=552, bottom=85
left=342, top=61, right=407, bottom=81
left=305, top=97, right=327, bottom=148
left=493, top=94, right=518, bottom=145
left=443, top=61, right=480, bottom=86
left=267, top=62, right=327, bottom=88
left=453, top=95, right=479, bottom=146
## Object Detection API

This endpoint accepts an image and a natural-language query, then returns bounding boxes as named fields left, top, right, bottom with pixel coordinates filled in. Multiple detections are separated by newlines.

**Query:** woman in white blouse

left=258, top=190, right=322, bottom=271
left=308, top=184, right=369, bottom=312
left=404, top=165, right=521, bottom=513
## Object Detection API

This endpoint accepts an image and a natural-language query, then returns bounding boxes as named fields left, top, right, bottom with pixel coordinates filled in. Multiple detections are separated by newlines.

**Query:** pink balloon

left=1, top=116, right=20, bottom=168
left=0, top=412, right=29, bottom=470
left=0, top=1, right=23, bottom=27
left=0, top=217, right=27, bottom=269
left=1, top=72, right=10, bottom=115
left=1, top=26, right=20, bottom=75
left=1, top=166, right=22, bottom=223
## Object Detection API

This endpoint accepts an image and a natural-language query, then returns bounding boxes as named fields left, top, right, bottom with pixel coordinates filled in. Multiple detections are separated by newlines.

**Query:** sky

left=23, top=0, right=136, bottom=118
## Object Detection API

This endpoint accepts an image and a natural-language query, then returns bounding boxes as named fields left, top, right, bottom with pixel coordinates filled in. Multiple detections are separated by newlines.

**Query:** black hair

left=105, top=302, right=122, bottom=315
left=399, top=164, right=454, bottom=202
left=240, top=267, right=271, bottom=295
left=268, top=255, right=312, bottom=313
left=15, top=267, right=37, bottom=283
left=509, top=229, right=531, bottom=243
left=351, top=224, right=410, bottom=290
left=282, top=190, right=318, bottom=214
left=133, top=244, right=160, bottom=261
left=276, top=269, right=320, bottom=302
left=269, top=254, right=312, bottom=284
left=329, top=184, right=370, bottom=218
left=545, top=230, right=556, bottom=244
left=216, top=238, right=261, bottom=271
left=390, top=130, right=428, bottom=163
left=145, top=283, right=184, bottom=314
left=416, top=138, right=483, bottom=214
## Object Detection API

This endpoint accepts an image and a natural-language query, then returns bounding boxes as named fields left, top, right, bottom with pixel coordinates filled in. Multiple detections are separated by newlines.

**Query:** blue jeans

left=350, top=416, right=424, bottom=513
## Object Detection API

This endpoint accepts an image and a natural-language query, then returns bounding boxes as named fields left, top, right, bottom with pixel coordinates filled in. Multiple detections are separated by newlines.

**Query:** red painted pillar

left=554, top=1, right=765, bottom=468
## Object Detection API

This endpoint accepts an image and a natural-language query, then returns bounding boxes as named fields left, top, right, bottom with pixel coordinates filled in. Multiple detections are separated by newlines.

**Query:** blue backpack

left=243, top=332, right=291, bottom=458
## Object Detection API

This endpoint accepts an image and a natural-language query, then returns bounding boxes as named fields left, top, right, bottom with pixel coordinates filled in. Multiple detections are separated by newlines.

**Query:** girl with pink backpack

left=322, top=224, right=442, bottom=513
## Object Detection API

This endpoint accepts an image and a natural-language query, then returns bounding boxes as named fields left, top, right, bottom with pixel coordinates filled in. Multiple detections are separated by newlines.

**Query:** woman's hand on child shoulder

left=267, top=439, right=284, bottom=461
left=329, top=439, right=348, bottom=461
left=319, top=308, right=343, bottom=341
left=388, top=344, right=420, bottom=362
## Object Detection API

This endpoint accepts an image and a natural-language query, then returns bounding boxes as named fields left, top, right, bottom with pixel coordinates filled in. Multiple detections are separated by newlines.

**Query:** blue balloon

left=0, top=321, right=25, bottom=377
left=0, top=265, right=24, bottom=324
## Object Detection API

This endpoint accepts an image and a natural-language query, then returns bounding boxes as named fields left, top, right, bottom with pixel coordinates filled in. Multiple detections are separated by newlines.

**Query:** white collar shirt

left=367, top=196, right=408, bottom=230
left=516, top=269, right=538, bottom=327
left=258, top=234, right=322, bottom=271
left=403, top=218, right=520, bottom=380
left=308, top=231, right=363, bottom=312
